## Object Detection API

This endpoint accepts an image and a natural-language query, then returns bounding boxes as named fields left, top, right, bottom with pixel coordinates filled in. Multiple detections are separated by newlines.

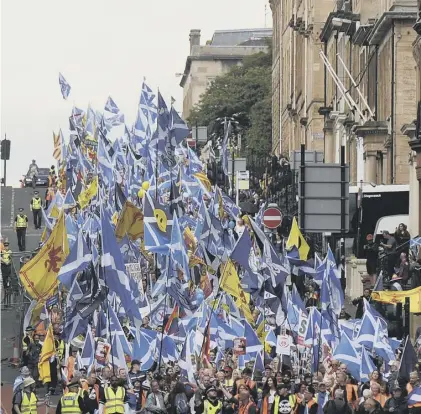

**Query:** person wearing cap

left=12, top=377, right=47, bottom=414
left=30, top=191, right=42, bottom=229
left=13, top=366, right=32, bottom=393
left=200, top=386, right=222, bottom=414
left=22, top=326, right=34, bottom=367
left=99, top=375, right=127, bottom=414
left=1, top=240, right=12, bottom=294
left=384, top=386, right=408, bottom=414
left=56, top=381, right=86, bottom=414
left=14, top=208, right=28, bottom=251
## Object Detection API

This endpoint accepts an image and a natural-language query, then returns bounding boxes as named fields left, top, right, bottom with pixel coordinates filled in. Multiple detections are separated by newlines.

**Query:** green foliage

left=187, top=46, right=272, bottom=156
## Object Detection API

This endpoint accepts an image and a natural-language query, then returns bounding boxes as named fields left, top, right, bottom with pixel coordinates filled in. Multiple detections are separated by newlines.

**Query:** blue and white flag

left=59, top=73, right=71, bottom=99
left=58, top=229, right=92, bottom=288
left=408, top=387, right=421, bottom=406
left=105, top=96, right=120, bottom=114
left=333, top=332, right=361, bottom=381
left=80, top=325, right=95, bottom=370
left=360, top=346, right=376, bottom=382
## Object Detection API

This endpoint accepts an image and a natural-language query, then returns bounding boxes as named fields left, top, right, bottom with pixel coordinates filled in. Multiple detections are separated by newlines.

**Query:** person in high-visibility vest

left=1, top=241, right=12, bottom=292
left=56, top=381, right=85, bottom=414
left=202, top=386, right=223, bottom=414
left=12, top=377, right=48, bottom=414
left=14, top=207, right=28, bottom=251
left=100, top=375, right=127, bottom=414
left=30, top=191, right=42, bottom=229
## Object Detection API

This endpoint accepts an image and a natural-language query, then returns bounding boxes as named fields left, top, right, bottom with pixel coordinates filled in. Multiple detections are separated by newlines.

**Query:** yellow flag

left=78, top=176, right=98, bottom=210
left=220, top=260, right=242, bottom=298
left=220, top=260, right=254, bottom=324
left=115, top=201, right=144, bottom=241
left=371, top=286, right=421, bottom=313
left=286, top=217, right=310, bottom=260
left=20, top=213, right=69, bottom=301
left=193, top=172, right=211, bottom=192
left=38, top=324, right=56, bottom=384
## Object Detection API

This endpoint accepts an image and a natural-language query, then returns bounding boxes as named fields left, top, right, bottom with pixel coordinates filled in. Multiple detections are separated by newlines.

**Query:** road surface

left=1, top=186, right=46, bottom=412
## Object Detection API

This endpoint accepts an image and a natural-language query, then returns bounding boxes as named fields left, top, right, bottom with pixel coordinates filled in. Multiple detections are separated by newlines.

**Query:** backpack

left=175, top=393, right=189, bottom=414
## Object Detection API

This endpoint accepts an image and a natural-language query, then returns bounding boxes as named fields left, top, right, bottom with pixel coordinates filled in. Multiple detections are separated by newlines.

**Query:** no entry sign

left=263, top=207, right=282, bottom=229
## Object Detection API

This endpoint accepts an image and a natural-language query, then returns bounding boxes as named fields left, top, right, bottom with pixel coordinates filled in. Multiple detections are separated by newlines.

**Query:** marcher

left=30, top=191, right=42, bottom=229
left=15, top=208, right=28, bottom=251
left=100, top=375, right=127, bottom=414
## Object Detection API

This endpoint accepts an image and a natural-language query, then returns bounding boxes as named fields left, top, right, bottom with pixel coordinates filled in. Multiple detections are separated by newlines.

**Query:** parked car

left=23, top=167, right=50, bottom=187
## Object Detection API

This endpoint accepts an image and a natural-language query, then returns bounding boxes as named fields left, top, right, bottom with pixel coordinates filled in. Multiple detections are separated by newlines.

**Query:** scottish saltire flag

left=408, top=387, right=421, bottom=406
left=253, top=351, right=265, bottom=375
left=107, top=300, right=132, bottom=356
left=187, top=147, right=203, bottom=175
left=333, top=332, right=361, bottom=381
left=244, top=320, right=263, bottom=353
left=132, top=330, right=155, bottom=370
left=65, top=214, right=78, bottom=249
left=169, top=106, right=190, bottom=148
left=143, top=192, right=173, bottom=255
left=179, top=330, right=196, bottom=384
left=410, top=236, right=421, bottom=248
left=110, top=333, right=128, bottom=369
left=149, top=295, right=167, bottom=328
left=58, top=229, right=92, bottom=288
left=169, top=213, right=190, bottom=277
left=373, top=319, right=396, bottom=362
left=105, top=96, right=120, bottom=114
left=80, top=326, right=95, bottom=370
left=100, top=206, right=142, bottom=321
left=360, top=346, right=376, bottom=382
left=59, top=73, right=71, bottom=99
left=356, top=310, right=376, bottom=349
left=98, top=136, right=115, bottom=189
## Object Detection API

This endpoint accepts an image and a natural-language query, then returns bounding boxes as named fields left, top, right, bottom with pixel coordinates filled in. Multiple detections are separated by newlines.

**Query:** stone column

left=353, top=121, right=389, bottom=185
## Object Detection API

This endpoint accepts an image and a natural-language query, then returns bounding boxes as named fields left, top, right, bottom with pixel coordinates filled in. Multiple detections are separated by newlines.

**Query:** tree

left=187, top=44, right=272, bottom=157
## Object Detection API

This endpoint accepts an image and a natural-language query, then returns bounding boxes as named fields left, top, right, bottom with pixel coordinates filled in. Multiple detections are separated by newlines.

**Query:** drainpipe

left=323, top=40, right=327, bottom=159
left=375, top=46, right=378, bottom=121
left=391, top=22, right=395, bottom=183
left=304, top=0, right=308, bottom=145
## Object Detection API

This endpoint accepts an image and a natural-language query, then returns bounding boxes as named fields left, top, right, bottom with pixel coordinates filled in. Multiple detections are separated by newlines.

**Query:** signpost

left=235, top=171, right=250, bottom=205
left=263, top=207, right=283, bottom=229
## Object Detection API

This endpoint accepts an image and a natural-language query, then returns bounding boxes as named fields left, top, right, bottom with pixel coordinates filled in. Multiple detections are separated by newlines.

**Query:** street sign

left=263, top=207, right=282, bottom=229
left=237, top=171, right=249, bottom=190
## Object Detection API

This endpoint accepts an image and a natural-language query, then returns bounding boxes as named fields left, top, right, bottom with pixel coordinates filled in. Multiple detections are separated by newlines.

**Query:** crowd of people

left=5, top=81, right=421, bottom=414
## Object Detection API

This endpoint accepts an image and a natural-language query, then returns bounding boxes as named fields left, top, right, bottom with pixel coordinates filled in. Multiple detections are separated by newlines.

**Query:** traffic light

left=1, top=139, right=10, bottom=160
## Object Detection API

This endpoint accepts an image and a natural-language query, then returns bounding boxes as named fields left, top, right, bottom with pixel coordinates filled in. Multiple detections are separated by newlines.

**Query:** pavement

left=1, top=186, right=47, bottom=412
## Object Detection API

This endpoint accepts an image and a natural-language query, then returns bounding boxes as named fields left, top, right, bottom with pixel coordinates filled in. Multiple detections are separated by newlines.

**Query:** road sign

left=263, top=207, right=282, bottom=229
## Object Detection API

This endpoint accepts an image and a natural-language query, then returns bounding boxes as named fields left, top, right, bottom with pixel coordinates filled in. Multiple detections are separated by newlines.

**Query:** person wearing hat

left=99, top=375, right=127, bottom=414
left=56, top=381, right=86, bottom=414
left=22, top=327, right=34, bottom=368
left=14, top=208, right=28, bottom=251
left=30, top=191, right=42, bottom=229
left=390, top=274, right=404, bottom=291
left=383, top=386, right=408, bottom=414
left=12, top=377, right=47, bottom=414
left=13, top=366, right=32, bottom=393
left=1, top=240, right=12, bottom=291
left=200, top=386, right=222, bottom=414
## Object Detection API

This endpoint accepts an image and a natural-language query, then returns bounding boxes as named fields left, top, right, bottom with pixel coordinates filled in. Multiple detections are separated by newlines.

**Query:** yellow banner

left=38, top=325, right=56, bottom=384
left=286, top=217, right=310, bottom=260
left=78, top=176, right=98, bottom=210
left=20, top=213, right=69, bottom=301
left=372, top=286, right=421, bottom=313
left=115, top=201, right=144, bottom=241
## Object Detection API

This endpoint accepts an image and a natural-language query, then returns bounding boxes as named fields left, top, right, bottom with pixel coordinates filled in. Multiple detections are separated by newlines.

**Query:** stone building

left=406, top=1, right=421, bottom=236
left=179, top=28, right=272, bottom=120
left=270, top=0, right=418, bottom=186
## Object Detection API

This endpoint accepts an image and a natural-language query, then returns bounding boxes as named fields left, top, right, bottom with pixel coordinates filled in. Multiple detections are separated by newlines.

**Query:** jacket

left=145, top=392, right=166, bottom=414
left=384, top=397, right=409, bottom=414
left=324, top=399, right=352, bottom=414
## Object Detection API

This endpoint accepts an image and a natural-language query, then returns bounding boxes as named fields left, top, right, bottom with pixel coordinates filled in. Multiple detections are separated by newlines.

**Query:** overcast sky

left=1, top=0, right=271, bottom=186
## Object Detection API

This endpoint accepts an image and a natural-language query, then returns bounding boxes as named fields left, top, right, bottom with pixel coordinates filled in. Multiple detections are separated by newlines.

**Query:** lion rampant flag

left=38, top=324, right=56, bottom=383
left=115, top=200, right=144, bottom=242
left=20, top=212, right=69, bottom=301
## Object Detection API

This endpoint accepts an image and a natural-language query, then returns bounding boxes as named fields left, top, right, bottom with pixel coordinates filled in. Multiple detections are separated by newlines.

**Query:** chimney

left=189, top=29, right=201, bottom=53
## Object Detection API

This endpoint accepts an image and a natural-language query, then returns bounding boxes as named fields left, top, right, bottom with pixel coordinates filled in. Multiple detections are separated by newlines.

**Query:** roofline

left=179, top=52, right=265, bottom=87
left=212, top=28, right=272, bottom=33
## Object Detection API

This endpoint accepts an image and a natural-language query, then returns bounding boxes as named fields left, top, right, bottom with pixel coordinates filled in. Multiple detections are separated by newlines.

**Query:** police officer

left=12, top=377, right=48, bottom=414
left=56, top=381, right=85, bottom=414
left=1, top=241, right=12, bottom=289
left=30, top=191, right=42, bottom=229
left=15, top=208, right=28, bottom=251
left=22, top=326, right=34, bottom=367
